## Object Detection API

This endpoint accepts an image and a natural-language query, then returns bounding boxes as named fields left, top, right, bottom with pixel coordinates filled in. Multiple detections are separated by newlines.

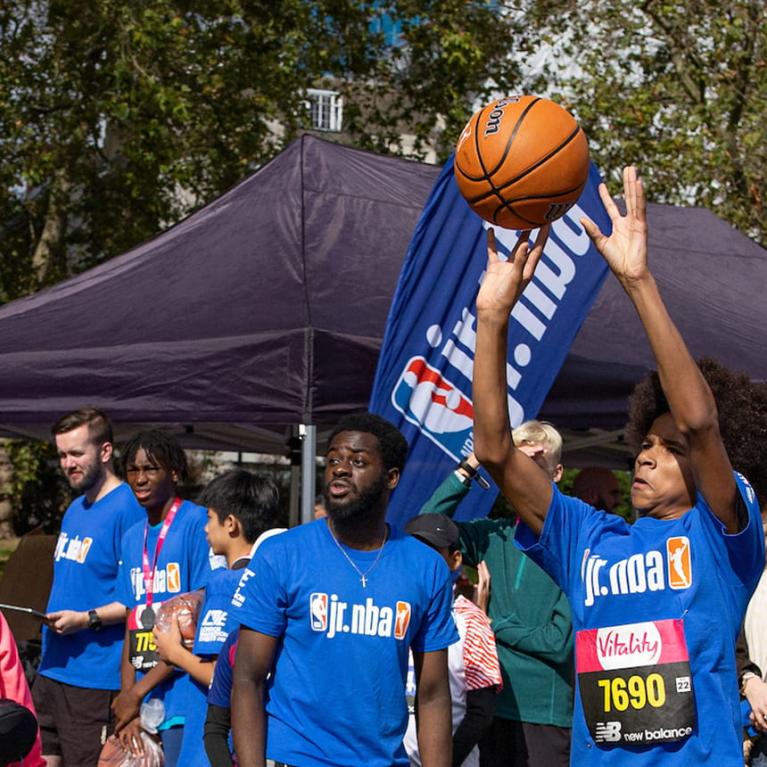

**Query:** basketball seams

left=469, top=104, right=493, bottom=182
left=485, top=97, right=541, bottom=179
left=468, top=126, right=584, bottom=205
left=501, top=182, right=586, bottom=205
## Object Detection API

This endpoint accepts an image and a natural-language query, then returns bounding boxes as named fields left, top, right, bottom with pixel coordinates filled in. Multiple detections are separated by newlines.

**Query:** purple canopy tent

left=0, top=135, right=765, bottom=511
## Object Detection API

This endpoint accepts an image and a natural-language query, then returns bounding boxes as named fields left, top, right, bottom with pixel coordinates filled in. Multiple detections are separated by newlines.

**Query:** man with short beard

left=231, top=412, right=458, bottom=767
left=32, top=408, right=143, bottom=767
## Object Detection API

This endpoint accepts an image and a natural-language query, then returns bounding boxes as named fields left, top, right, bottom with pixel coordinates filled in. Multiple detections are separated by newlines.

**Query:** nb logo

left=594, top=721, right=622, bottom=743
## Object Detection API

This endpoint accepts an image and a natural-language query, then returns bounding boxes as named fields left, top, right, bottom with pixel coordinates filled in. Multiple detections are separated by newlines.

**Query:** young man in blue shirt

left=231, top=412, right=458, bottom=767
left=32, top=408, right=144, bottom=766
left=472, top=167, right=765, bottom=766
left=112, top=430, right=217, bottom=766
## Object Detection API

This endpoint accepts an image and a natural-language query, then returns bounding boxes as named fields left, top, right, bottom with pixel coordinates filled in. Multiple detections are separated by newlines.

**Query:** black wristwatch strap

left=457, top=460, right=490, bottom=489
left=88, top=609, right=102, bottom=631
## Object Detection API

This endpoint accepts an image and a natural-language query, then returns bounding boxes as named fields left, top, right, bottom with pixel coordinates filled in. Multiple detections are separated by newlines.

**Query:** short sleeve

left=699, top=472, right=765, bottom=590
left=193, top=584, right=231, bottom=657
left=410, top=562, right=459, bottom=653
left=515, top=486, right=606, bottom=592
left=229, top=547, right=287, bottom=637
left=208, top=632, right=237, bottom=708
left=188, top=513, right=215, bottom=591
left=116, top=531, right=136, bottom=607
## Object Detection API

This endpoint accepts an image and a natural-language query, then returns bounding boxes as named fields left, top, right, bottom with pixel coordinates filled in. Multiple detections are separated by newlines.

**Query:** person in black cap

left=0, top=699, right=39, bottom=766
left=404, top=514, right=502, bottom=767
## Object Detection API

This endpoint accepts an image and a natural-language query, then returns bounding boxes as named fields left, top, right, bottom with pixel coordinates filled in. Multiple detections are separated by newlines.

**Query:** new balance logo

left=583, top=537, right=693, bottom=607
left=595, top=721, right=622, bottom=743
left=309, top=593, right=411, bottom=640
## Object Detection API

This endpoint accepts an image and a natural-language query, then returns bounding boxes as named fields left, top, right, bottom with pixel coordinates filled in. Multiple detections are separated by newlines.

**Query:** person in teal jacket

left=419, top=421, right=573, bottom=767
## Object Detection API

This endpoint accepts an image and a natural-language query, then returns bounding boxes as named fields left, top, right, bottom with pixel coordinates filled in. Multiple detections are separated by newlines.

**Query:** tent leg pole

left=289, top=464, right=301, bottom=528
left=300, top=424, right=317, bottom=525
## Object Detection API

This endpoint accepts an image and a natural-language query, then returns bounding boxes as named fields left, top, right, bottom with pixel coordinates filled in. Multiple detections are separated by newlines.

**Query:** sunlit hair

left=52, top=407, right=113, bottom=447
left=512, top=419, right=563, bottom=465
left=626, top=358, right=767, bottom=508
left=200, top=470, right=280, bottom=544
left=121, top=430, right=189, bottom=483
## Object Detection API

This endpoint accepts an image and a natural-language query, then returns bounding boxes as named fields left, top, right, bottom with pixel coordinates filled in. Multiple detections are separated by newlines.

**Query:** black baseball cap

left=405, top=514, right=460, bottom=550
left=0, top=699, right=37, bottom=765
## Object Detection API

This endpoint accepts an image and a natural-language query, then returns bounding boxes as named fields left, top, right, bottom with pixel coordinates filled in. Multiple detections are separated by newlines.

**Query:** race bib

left=576, top=619, right=695, bottom=746
left=128, top=603, right=161, bottom=672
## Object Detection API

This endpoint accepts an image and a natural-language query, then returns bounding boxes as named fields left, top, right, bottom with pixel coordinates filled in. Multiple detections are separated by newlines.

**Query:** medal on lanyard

left=140, top=497, right=182, bottom=625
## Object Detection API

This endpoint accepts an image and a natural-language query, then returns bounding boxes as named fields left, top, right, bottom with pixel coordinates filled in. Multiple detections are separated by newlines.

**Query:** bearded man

left=32, top=407, right=144, bottom=766
left=231, top=412, right=457, bottom=767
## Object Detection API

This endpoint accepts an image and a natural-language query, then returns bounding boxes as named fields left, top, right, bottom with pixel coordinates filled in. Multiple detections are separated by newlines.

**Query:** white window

left=307, top=89, right=343, bottom=132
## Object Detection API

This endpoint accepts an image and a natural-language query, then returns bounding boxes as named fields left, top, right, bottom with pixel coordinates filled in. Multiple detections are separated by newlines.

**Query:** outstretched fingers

left=580, top=216, right=605, bottom=248
left=486, top=227, right=499, bottom=265
left=522, top=225, right=549, bottom=280
left=598, top=182, right=620, bottom=222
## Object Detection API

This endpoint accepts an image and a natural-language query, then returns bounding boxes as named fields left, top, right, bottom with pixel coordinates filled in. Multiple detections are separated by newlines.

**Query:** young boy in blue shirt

left=152, top=469, right=282, bottom=767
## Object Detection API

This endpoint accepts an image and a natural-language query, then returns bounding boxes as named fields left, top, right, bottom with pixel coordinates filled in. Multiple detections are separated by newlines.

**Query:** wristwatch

left=456, top=460, right=490, bottom=489
left=87, top=609, right=103, bottom=632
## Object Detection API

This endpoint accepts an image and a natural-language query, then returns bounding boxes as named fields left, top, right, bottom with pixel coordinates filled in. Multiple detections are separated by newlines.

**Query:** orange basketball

left=454, top=95, right=589, bottom=230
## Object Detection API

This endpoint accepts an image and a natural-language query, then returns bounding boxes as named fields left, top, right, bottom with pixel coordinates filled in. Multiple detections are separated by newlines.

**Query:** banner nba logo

left=392, top=356, right=473, bottom=461
left=310, top=592, right=328, bottom=631
left=370, top=156, right=611, bottom=530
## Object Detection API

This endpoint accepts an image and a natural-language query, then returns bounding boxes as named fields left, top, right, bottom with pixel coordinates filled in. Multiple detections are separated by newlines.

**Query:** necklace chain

left=327, top=521, right=388, bottom=588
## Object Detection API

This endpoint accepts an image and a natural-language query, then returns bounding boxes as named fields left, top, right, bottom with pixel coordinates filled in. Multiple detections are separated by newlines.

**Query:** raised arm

left=473, top=227, right=553, bottom=535
left=581, top=167, right=737, bottom=531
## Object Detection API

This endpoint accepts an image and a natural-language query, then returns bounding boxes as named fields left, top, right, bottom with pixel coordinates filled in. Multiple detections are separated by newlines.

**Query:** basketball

left=454, top=95, right=589, bottom=230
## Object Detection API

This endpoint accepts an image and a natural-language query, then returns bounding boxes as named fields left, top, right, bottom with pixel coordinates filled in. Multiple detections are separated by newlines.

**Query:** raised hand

left=581, top=166, right=649, bottom=287
left=476, top=225, right=549, bottom=317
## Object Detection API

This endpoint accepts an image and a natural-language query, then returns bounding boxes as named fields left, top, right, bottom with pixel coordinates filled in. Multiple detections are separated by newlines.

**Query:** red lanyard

left=141, top=497, right=182, bottom=607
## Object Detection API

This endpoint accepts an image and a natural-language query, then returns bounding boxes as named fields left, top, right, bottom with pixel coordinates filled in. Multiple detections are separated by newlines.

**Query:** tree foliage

left=0, top=0, right=522, bottom=301
left=524, top=0, right=767, bottom=245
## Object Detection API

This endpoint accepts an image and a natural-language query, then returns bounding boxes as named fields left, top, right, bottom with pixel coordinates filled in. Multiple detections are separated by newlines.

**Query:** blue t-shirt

left=118, top=500, right=219, bottom=727
left=207, top=629, right=238, bottom=708
left=516, top=472, right=764, bottom=767
left=40, top=483, right=144, bottom=689
left=231, top=519, right=458, bottom=767
left=177, top=563, right=248, bottom=766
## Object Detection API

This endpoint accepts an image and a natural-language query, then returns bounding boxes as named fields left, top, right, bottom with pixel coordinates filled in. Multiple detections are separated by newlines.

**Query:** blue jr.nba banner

left=370, top=156, right=612, bottom=530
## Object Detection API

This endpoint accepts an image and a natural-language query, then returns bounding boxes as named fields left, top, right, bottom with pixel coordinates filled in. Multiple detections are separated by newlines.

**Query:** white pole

left=300, top=424, right=317, bottom=525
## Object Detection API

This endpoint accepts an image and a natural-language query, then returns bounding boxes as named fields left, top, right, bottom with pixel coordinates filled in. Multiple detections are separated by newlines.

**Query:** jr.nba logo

left=310, top=593, right=328, bottom=631
left=392, top=356, right=473, bottom=461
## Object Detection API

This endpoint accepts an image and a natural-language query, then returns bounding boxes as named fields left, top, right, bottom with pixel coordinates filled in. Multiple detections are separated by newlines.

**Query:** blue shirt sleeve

left=410, top=558, right=459, bottom=653
left=207, top=631, right=237, bottom=708
left=229, top=545, right=287, bottom=637
left=188, top=511, right=215, bottom=591
left=515, top=485, right=615, bottom=593
left=698, top=472, right=765, bottom=590
left=117, top=528, right=137, bottom=607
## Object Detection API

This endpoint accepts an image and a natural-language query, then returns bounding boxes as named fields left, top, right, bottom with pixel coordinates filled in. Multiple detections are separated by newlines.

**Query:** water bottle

left=140, top=698, right=165, bottom=735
